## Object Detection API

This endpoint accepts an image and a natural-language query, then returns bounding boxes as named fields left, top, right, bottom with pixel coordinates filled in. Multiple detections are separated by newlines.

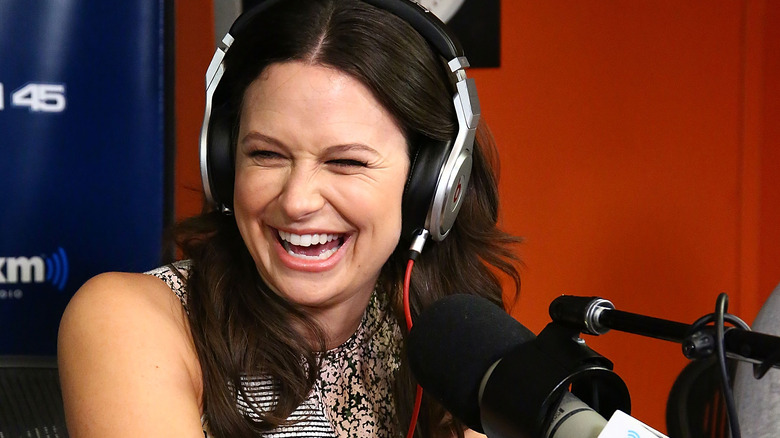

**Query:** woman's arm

left=58, top=272, right=205, bottom=437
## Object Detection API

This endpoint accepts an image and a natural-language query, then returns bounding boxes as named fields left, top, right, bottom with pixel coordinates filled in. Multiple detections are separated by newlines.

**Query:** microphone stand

left=548, top=294, right=780, bottom=377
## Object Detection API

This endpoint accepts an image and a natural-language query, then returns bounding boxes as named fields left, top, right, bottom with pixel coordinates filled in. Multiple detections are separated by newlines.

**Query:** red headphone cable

left=404, top=258, right=423, bottom=438
left=404, top=230, right=428, bottom=438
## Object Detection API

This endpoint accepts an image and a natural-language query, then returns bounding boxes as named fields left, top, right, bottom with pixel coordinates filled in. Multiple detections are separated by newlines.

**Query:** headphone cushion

left=402, top=138, right=452, bottom=240
left=208, top=110, right=235, bottom=209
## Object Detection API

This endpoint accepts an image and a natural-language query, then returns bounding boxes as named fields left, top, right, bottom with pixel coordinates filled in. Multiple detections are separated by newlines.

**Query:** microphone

left=407, top=294, right=637, bottom=438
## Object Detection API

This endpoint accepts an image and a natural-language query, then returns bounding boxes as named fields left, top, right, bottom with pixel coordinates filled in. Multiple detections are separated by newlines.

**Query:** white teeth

left=278, top=230, right=340, bottom=247
left=277, top=230, right=343, bottom=261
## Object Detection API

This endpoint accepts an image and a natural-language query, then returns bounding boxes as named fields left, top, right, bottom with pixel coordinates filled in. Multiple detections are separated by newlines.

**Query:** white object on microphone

left=544, top=392, right=607, bottom=438
left=542, top=392, right=667, bottom=438
left=598, top=410, right=668, bottom=438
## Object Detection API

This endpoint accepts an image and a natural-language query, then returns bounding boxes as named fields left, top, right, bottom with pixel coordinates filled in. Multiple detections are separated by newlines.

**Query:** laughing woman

left=57, top=1, right=521, bottom=437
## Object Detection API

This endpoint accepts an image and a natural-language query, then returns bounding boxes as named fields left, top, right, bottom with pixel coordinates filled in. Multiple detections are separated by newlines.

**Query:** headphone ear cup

left=402, top=139, right=452, bottom=241
left=207, top=108, right=235, bottom=210
left=432, top=149, right=472, bottom=239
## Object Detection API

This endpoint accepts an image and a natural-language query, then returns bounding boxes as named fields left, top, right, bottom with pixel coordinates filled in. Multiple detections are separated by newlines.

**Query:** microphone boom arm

left=549, top=295, right=780, bottom=374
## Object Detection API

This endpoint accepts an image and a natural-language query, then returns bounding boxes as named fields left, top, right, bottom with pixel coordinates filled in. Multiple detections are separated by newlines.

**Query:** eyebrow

left=240, top=131, right=381, bottom=156
left=240, top=131, right=283, bottom=148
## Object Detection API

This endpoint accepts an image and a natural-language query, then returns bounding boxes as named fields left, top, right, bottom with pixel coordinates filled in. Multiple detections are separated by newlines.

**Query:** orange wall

left=758, top=2, right=780, bottom=310
left=175, top=0, right=780, bottom=432
left=174, top=0, right=213, bottom=221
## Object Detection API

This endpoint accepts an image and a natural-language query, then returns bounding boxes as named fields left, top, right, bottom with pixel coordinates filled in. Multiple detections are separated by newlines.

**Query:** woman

left=58, top=1, right=521, bottom=437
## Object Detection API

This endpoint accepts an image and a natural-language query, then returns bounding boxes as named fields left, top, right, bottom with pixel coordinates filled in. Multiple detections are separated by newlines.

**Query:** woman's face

left=234, top=61, right=409, bottom=315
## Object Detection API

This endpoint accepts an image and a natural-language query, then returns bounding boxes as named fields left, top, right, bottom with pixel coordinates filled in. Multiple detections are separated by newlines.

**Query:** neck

left=303, top=291, right=374, bottom=350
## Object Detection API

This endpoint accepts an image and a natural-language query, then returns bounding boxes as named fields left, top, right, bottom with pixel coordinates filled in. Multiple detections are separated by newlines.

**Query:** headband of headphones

left=199, top=0, right=480, bottom=242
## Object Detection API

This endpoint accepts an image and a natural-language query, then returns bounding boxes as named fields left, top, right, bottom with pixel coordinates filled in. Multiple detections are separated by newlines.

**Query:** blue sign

left=0, top=1, right=172, bottom=354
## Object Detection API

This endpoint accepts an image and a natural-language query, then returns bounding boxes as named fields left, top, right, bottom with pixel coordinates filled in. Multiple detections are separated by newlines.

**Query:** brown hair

left=174, top=1, right=522, bottom=436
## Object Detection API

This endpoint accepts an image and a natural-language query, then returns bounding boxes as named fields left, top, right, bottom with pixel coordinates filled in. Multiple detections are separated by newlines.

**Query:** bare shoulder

left=464, top=429, right=487, bottom=438
left=58, top=271, right=204, bottom=437
left=63, top=270, right=180, bottom=316
left=60, top=271, right=190, bottom=332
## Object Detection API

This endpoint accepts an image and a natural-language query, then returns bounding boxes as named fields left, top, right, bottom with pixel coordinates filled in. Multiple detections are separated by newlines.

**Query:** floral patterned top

left=146, top=261, right=404, bottom=438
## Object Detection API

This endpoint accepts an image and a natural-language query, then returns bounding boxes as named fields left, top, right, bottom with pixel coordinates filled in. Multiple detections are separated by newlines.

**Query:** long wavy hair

left=174, top=1, right=522, bottom=436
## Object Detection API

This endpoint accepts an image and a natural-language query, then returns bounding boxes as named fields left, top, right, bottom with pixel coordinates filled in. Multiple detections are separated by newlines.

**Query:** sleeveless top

left=146, top=261, right=404, bottom=438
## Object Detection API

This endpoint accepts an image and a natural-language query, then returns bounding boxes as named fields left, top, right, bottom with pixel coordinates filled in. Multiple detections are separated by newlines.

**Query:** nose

left=277, top=165, right=326, bottom=220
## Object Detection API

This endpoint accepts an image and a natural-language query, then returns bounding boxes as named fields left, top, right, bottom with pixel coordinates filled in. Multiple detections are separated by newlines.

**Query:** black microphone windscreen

left=407, top=294, right=535, bottom=431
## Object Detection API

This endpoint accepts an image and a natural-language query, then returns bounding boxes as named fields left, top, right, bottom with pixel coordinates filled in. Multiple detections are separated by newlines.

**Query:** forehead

left=241, top=62, right=395, bottom=124
left=243, top=62, right=378, bottom=108
left=238, top=61, right=407, bottom=151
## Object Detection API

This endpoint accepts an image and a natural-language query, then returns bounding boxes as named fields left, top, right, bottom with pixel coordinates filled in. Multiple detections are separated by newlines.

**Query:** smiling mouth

left=277, top=230, right=345, bottom=260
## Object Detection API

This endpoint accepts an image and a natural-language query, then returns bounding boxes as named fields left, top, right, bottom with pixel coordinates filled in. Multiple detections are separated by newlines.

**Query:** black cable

left=688, top=312, right=751, bottom=333
left=714, top=293, right=740, bottom=438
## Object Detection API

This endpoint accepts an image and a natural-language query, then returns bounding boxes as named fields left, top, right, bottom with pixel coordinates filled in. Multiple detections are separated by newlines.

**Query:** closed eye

left=249, top=150, right=284, bottom=159
left=327, top=159, right=369, bottom=167
left=244, top=149, right=288, bottom=168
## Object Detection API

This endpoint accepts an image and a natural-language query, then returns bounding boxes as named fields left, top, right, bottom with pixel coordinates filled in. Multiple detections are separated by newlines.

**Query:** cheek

left=233, top=168, right=275, bottom=208
left=232, top=170, right=275, bottom=234
left=350, top=176, right=406, bottom=240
